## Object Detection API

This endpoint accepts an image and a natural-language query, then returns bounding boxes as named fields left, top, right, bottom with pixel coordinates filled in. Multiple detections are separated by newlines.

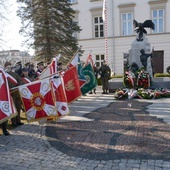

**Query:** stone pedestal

left=129, top=36, right=153, bottom=78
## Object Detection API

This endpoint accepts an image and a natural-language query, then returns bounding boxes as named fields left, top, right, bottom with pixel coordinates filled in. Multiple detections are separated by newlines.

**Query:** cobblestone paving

left=0, top=93, right=170, bottom=169
left=46, top=100, right=170, bottom=162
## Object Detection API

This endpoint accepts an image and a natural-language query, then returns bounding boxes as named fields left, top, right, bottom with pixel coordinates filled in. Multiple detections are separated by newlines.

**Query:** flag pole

left=66, top=45, right=82, bottom=67
left=103, top=0, right=108, bottom=64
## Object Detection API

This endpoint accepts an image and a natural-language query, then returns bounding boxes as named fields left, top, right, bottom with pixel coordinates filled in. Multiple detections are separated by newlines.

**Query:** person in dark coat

left=57, top=62, right=63, bottom=71
left=15, top=61, right=22, bottom=76
left=35, top=61, right=44, bottom=78
left=28, top=64, right=36, bottom=81
left=89, top=65, right=98, bottom=94
left=99, top=60, right=111, bottom=94
left=4, top=62, right=24, bottom=127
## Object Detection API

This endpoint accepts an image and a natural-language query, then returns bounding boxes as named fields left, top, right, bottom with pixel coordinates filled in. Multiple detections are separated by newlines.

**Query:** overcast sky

left=1, top=1, right=34, bottom=55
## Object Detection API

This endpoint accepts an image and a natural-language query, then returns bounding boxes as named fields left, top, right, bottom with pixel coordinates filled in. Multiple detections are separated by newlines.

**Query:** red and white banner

left=85, top=54, right=94, bottom=67
left=21, top=77, right=32, bottom=84
left=0, top=69, right=17, bottom=123
left=18, top=79, right=57, bottom=122
left=52, top=75, right=69, bottom=117
left=68, top=53, right=86, bottom=88
left=38, top=54, right=61, bottom=79
left=63, top=66, right=82, bottom=103
left=69, top=53, right=79, bottom=68
left=6, top=72, right=18, bottom=85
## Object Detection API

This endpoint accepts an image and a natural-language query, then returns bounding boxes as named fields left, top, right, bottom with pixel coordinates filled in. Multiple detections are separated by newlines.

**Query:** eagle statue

left=133, top=20, right=155, bottom=41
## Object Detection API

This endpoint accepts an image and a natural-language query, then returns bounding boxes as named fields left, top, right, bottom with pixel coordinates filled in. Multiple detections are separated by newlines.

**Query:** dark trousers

left=11, top=96, right=22, bottom=125
left=1, top=121, right=8, bottom=133
left=101, top=77, right=109, bottom=92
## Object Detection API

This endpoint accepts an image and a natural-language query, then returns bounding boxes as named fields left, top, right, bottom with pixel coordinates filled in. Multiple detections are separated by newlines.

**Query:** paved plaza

left=0, top=86, right=170, bottom=170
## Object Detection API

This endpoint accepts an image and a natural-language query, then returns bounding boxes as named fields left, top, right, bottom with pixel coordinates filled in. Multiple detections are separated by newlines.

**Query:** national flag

left=0, top=69, right=17, bottom=123
left=63, top=66, right=82, bottom=103
left=69, top=53, right=79, bottom=67
left=85, top=54, right=94, bottom=67
left=18, top=78, right=57, bottom=122
left=68, top=53, right=86, bottom=88
left=38, top=54, right=61, bottom=79
left=81, top=63, right=98, bottom=95
left=102, top=0, right=106, bottom=22
left=51, top=75, right=69, bottom=117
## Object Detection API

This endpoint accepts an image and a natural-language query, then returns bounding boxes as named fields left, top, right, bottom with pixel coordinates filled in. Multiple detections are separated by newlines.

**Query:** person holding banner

left=99, top=60, right=111, bottom=94
left=4, top=62, right=25, bottom=127
left=35, top=61, right=45, bottom=78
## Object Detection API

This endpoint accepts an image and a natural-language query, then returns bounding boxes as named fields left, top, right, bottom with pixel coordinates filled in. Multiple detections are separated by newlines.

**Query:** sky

left=1, top=1, right=34, bottom=55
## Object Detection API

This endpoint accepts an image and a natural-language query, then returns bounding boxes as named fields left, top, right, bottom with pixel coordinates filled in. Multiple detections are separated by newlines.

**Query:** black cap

left=37, top=61, right=44, bottom=66
left=16, top=61, right=22, bottom=65
left=25, top=62, right=31, bottom=67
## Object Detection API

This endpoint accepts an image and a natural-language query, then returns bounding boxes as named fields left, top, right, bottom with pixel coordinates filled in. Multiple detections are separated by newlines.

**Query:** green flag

left=81, top=63, right=97, bottom=95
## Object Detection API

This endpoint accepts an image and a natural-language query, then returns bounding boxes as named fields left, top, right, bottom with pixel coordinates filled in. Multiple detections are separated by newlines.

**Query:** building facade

left=0, top=50, right=33, bottom=67
left=70, top=0, right=170, bottom=75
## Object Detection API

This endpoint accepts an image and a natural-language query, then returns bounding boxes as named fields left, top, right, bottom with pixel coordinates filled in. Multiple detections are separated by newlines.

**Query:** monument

left=109, top=19, right=170, bottom=92
left=129, top=19, right=155, bottom=78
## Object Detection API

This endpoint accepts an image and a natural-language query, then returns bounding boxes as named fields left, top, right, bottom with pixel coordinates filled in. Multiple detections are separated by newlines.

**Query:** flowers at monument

left=114, top=88, right=170, bottom=100
left=123, top=70, right=136, bottom=88
left=114, top=88, right=128, bottom=99
left=123, top=67, right=151, bottom=89
left=137, top=69, right=151, bottom=88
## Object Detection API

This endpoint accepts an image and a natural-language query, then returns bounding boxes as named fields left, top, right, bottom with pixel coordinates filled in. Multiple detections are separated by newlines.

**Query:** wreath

left=114, top=88, right=128, bottom=99
left=123, top=70, right=136, bottom=88
left=137, top=69, right=151, bottom=88
left=166, top=66, right=170, bottom=74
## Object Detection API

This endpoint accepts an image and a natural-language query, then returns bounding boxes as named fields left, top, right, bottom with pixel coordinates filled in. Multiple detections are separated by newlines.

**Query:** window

left=149, top=0, right=167, bottom=33
left=152, top=9, right=164, bottom=33
left=121, top=13, right=133, bottom=36
left=118, top=3, right=135, bottom=36
left=94, top=16, right=104, bottom=38
left=95, top=54, right=104, bottom=67
left=68, top=0, right=77, bottom=4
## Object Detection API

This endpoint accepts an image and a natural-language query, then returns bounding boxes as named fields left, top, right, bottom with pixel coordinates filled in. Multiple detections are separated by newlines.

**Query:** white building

left=70, top=0, right=170, bottom=75
left=0, top=50, right=33, bottom=67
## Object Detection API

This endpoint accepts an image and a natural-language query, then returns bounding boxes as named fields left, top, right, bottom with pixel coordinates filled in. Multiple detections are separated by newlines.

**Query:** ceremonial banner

left=68, top=53, right=86, bottom=88
left=85, top=54, right=94, bottom=67
left=63, top=66, right=82, bottom=103
left=18, top=79, right=57, bottom=122
left=81, top=63, right=98, bottom=95
left=0, top=69, right=17, bottom=123
left=6, top=72, right=18, bottom=85
left=21, top=77, right=32, bottom=84
left=52, top=76, right=69, bottom=117
left=38, top=54, right=61, bottom=79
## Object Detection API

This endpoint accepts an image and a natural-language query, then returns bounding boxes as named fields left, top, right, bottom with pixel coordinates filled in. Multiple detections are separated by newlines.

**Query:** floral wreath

left=123, top=70, right=136, bottom=88
left=137, top=69, right=151, bottom=88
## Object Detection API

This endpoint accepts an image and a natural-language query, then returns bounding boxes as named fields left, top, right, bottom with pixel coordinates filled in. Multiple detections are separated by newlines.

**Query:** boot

left=2, top=121, right=10, bottom=136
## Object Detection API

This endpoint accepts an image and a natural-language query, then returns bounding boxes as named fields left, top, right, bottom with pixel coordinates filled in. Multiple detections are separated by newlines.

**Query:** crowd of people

left=1, top=59, right=111, bottom=136
left=0, top=61, right=48, bottom=136
left=89, top=60, right=111, bottom=94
